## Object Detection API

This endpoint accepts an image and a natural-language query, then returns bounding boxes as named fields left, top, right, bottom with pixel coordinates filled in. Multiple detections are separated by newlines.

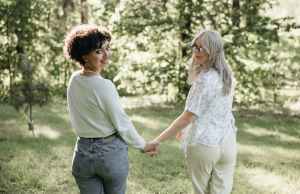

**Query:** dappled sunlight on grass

left=243, top=126, right=300, bottom=143
left=238, top=144, right=300, bottom=173
left=128, top=106, right=182, bottom=140
left=121, top=95, right=172, bottom=109
left=244, top=167, right=299, bottom=194
left=236, top=111, right=300, bottom=152
left=232, top=110, right=300, bottom=194
left=35, top=125, right=61, bottom=139
left=0, top=120, right=28, bottom=140
left=127, top=180, right=156, bottom=194
left=0, top=119, right=21, bottom=130
left=236, top=120, right=300, bottom=194
left=33, top=110, right=70, bottom=132
left=131, top=114, right=163, bottom=130
left=0, top=103, right=300, bottom=193
left=0, top=104, right=19, bottom=120
left=2, top=119, right=18, bottom=125
left=1, top=141, right=76, bottom=194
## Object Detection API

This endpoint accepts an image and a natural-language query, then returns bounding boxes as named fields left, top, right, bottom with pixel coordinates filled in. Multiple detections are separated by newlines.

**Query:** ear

left=82, top=55, right=88, bottom=63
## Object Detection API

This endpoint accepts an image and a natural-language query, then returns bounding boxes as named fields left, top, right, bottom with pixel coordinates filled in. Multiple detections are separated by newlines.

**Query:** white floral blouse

left=182, top=68, right=237, bottom=151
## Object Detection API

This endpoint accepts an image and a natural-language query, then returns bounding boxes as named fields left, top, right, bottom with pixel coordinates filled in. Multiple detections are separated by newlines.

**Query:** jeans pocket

left=113, top=137, right=128, bottom=151
left=72, top=150, right=91, bottom=178
left=118, top=138, right=128, bottom=149
left=103, top=146, right=129, bottom=178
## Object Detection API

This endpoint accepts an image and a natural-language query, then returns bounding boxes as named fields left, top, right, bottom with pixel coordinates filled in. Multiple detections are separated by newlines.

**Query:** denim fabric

left=72, top=136, right=129, bottom=194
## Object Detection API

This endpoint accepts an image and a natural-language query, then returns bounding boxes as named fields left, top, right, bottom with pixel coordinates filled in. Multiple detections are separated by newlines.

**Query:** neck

left=200, top=63, right=209, bottom=71
left=80, top=67, right=101, bottom=76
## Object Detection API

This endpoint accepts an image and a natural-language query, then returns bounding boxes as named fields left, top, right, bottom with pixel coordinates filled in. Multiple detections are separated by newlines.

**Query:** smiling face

left=82, top=42, right=111, bottom=72
left=192, top=37, right=209, bottom=66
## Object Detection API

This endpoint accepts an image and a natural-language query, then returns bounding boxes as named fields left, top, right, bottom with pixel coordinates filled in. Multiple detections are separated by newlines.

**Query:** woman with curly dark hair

left=64, top=24, right=157, bottom=194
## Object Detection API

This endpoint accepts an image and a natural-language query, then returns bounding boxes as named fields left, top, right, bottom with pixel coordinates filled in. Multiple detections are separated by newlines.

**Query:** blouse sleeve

left=184, top=76, right=212, bottom=117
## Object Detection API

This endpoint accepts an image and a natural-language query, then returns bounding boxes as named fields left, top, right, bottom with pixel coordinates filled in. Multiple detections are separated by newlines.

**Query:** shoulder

left=205, top=68, right=219, bottom=81
left=194, top=68, right=219, bottom=86
left=102, top=78, right=115, bottom=89
left=93, top=77, right=117, bottom=95
left=70, top=70, right=81, bottom=80
left=68, top=71, right=81, bottom=87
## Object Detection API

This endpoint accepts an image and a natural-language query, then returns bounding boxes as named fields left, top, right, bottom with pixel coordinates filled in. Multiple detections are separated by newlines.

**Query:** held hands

left=143, top=140, right=160, bottom=157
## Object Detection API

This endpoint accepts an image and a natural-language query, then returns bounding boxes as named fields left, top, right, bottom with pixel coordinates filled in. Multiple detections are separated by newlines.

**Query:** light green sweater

left=67, top=71, right=145, bottom=150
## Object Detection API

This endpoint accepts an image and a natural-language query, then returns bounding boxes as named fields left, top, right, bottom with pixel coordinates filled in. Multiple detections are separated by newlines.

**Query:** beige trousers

left=186, top=132, right=237, bottom=194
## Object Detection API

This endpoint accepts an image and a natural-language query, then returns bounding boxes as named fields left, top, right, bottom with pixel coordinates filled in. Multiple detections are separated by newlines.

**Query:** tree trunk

left=232, top=0, right=240, bottom=27
left=81, top=0, right=88, bottom=24
left=232, top=0, right=241, bottom=48
left=6, top=4, right=14, bottom=103
left=177, top=0, right=193, bottom=99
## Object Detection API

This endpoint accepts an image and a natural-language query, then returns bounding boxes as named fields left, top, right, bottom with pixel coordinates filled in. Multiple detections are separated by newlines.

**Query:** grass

left=0, top=101, right=300, bottom=194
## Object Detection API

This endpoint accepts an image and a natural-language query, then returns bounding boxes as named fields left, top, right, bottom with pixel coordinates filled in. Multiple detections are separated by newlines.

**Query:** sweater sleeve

left=94, top=80, right=146, bottom=150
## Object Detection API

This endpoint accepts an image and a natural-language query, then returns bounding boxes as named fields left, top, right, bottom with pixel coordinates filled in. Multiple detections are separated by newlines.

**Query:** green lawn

left=0, top=101, right=300, bottom=194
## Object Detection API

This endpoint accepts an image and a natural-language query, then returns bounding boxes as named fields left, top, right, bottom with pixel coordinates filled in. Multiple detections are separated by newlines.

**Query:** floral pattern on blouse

left=182, top=68, right=237, bottom=152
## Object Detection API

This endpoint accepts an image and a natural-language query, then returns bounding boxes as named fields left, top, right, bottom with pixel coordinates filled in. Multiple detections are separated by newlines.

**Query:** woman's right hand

left=144, top=140, right=160, bottom=156
left=176, top=131, right=183, bottom=141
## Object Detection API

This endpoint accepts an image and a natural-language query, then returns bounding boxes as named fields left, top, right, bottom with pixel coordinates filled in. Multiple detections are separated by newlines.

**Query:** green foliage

left=113, top=0, right=299, bottom=105
left=0, top=0, right=52, bottom=132
left=0, top=0, right=299, bottom=108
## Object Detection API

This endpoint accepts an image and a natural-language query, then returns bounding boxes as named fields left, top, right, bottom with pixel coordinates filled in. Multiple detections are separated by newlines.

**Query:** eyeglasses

left=96, top=46, right=111, bottom=55
left=191, top=45, right=205, bottom=53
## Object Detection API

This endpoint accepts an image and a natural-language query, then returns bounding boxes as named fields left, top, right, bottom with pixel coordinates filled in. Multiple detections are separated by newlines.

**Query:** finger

left=145, top=148, right=156, bottom=154
left=144, top=146, right=155, bottom=152
left=176, top=132, right=182, bottom=140
left=146, top=151, right=158, bottom=157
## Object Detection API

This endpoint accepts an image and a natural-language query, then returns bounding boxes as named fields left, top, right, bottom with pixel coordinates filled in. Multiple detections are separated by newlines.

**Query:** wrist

left=138, top=140, right=146, bottom=152
left=153, top=138, right=162, bottom=144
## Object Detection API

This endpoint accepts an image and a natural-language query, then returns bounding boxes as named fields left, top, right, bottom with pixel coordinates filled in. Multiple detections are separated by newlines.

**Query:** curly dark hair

left=63, top=24, right=111, bottom=65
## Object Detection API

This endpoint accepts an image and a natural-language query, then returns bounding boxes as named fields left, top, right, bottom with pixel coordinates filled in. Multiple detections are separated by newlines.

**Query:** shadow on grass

left=238, top=150, right=300, bottom=172
left=236, top=111, right=300, bottom=150
left=0, top=135, right=77, bottom=194
left=0, top=103, right=77, bottom=193
left=237, top=129, right=300, bottom=150
left=1, top=103, right=300, bottom=193
left=128, top=142, right=191, bottom=194
left=236, top=110, right=300, bottom=137
left=232, top=166, right=269, bottom=194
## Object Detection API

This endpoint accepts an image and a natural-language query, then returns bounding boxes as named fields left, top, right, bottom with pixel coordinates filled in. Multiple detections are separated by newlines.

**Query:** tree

left=0, top=0, right=50, bottom=133
left=113, top=0, right=298, bottom=105
left=0, top=0, right=299, bottom=113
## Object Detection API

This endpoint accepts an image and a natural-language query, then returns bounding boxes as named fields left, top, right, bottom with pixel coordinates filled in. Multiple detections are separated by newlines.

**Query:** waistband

left=78, top=133, right=118, bottom=143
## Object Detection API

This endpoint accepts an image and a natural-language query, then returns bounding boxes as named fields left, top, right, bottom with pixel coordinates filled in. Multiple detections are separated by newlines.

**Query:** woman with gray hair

left=151, top=30, right=237, bottom=194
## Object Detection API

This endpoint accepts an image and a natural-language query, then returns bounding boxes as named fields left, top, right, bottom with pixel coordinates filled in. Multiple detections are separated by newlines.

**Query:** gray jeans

left=72, top=136, right=129, bottom=194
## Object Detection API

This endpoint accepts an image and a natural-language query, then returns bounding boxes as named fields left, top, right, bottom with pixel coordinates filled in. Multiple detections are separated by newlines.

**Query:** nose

left=99, top=50, right=107, bottom=59
left=102, top=50, right=107, bottom=58
left=104, top=49, right=112, bottom=57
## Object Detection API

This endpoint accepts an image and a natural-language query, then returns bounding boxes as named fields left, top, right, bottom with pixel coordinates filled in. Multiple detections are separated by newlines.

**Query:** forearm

left=154, top=112, right=194, bottom=143
left=118, top=128, right=146, bottom=150
left=101, top=84, right=146, bottom=150
left=113, top=113, right=146, bottom=150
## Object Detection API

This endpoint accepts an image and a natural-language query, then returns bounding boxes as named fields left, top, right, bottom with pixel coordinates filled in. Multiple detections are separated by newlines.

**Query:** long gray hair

left=188, top=30, right=234, bottom=95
